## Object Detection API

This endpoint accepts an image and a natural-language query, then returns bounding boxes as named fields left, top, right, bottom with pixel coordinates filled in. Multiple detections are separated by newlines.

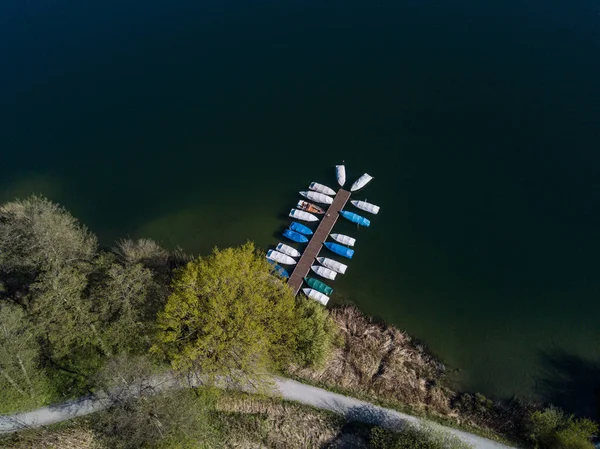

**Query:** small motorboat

left=302, top=288, right=330, bottom=306
left=300, top=191, right=333, bottom=205
left=304, top=277, right=333, bottom=295
left=311, top=265, right=337, bottom=280
left=339, top=210, right=371, bottom=227
left=330, top=233, right=356, bottom=247
left=309, top=182, right=336, bottom=196
left=290, top=221, right=313, bottom=236
left=336, top=164, right=346, bottom=187
left=351, top=200, right=380, bottom=215
left=284, top=229, right=309, bottom=243
left=350, top=173, right=374, bottom=192
left=289, top=208, right=319, bottom=222
left=323, top=242, right=354, bottom=259
left=297, top=200, right=325, bottom=214
left=267, top=249, right=297, bottom=265
left=317, top=256, right=347, bottom=274
left=276, top=243, right=301, bottom=258
left=266, top=259, right=289, bottom=278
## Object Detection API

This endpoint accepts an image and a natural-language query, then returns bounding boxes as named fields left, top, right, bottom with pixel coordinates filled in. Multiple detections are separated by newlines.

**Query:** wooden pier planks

left=287, top=189, right=351, bottom=295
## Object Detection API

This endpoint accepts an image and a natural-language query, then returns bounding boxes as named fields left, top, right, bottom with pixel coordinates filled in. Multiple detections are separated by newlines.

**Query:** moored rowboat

left=289, top=209, right=319, bottom=222
left=330, top=233, right=356, bottom=247
left=351, top=200, right=380, bottom=215
left=317, top=257, right=347, bottom=274
left=276, top=243, right=301, bottom=258
left=283, top=229, right=309, bottom=243
left=302, top=288, right=330, bottom=306
left=290, top=221, right=313, bottom=235
left=267, top=250, right=297, bottom=265
left=339, top=210, right=370, bottom=227
left=297, top=200, right=325, bottom=214
left=336, top=164, right=346, bottom=187
left=350, top=173, right=374, bottom=192
left=311, top=265, right=337, bottom=280
left=309, top=182, right=336, bottom=196
left=323, top=242, right=354, bottom=259
left=304, top=277, right=334, bottom=295
left=300, top=191, right=334, bottom=205
left=266, top=259, right=289, bottom=278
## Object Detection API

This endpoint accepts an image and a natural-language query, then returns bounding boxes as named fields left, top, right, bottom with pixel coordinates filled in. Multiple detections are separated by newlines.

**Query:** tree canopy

left=152, top=242, right=298, bottom=380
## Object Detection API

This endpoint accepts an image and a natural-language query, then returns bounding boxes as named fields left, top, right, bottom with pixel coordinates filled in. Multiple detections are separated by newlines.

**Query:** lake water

left=2, top=0, right=600, bottom=416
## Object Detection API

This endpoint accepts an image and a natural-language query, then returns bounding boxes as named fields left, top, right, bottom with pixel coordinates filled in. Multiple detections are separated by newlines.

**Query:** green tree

left=0, top=196, right=97, bottom=307
left=152, top=242, right=297, bottom=382
left=527, top=407, right=597, bottom=449
left=0, top=302, right=52, bottom=413
left=292, top=297, right=339, bottom=369
left=91, top=262, right=158, bottom=354
left=92, top=355, right=222, bottom=449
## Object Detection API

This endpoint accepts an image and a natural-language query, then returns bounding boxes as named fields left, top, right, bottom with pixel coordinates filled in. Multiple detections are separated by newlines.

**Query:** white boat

left=266, top=249, right=297, bottom=265
left=330, top=233, right=356, bottom=247
left=302, top=288, right=330, bottom=306
left=317, top=257, right=347, bottom=274
left=276, top=243, right=301, bottom=258
left=299, top=191, right=334, bottom=205
left=351, top=200, right=380, bottom=215
left=350, top=173, right=374, bottom=192
left=309, top=182, right=336, bottom=196
left=289, top=209, right=319, bottom=222
left=311, top=265, right=337, bottom=280
left=336, top=164, right=346, bottom=187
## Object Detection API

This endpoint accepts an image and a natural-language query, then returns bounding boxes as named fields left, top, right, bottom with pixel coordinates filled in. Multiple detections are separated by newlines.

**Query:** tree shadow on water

left=537, top=348, right=600, bottom=419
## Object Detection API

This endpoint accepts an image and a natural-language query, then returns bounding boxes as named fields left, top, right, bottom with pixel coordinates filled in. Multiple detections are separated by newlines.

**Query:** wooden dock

left=287, top=189, right=351, bottom=295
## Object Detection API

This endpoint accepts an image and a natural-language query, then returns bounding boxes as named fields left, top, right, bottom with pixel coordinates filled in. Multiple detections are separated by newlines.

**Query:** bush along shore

left=0, top=195, right=597, bottom=449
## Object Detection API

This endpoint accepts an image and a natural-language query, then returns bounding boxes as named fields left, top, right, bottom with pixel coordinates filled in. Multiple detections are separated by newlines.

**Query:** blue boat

left=284, top=229, right=309, bottom=243
left=339, top=210, right=371, bottom=227
left=290, top=221, right=313, bottom=235
left=267, top=259, right=290, bottom=278
left=324, top=242, right=355, bottom=259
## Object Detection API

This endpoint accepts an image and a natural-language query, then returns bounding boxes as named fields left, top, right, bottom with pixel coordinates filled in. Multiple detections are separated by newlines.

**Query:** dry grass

left=290, top=307, right=453, bottom=416
left=215, top=394, right=344, bottom=448
left=0, top=424, right=98, bottom=449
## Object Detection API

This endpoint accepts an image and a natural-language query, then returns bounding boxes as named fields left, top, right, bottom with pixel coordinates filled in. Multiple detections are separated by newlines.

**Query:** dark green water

left=2, top=0, right=600, bottom=416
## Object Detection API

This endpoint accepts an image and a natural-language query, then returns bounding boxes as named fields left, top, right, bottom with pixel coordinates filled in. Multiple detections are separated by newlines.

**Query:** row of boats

left=267, top=165, right=379, bottom=306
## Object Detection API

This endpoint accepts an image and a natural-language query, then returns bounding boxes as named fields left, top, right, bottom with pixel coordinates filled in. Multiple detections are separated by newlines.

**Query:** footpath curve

left=0, top=376, right=514, bottom=449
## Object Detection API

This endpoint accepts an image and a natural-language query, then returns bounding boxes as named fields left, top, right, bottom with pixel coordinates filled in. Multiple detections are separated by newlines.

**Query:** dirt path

left=0, top=376, right=515, bottom=448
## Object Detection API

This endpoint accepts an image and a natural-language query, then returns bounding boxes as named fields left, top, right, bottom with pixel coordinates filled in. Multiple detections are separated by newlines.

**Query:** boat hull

left=297, top=200, right=325, bottom=214
left=290, top=221, right=313, bottom=235
left=289, top=209, right=319, bottom=222
left=309, top=182, right=336, bottom=196
left=336, top=165, right=346, bottom=187
left=324, top=242, right=355, bottom=259
left=300, top=191, right=333, bottom=205
left=267, top=250, right=297, bottom=265
left=339, top=210, right=370, bottom=227
left=302, top=288, right=329, bottom=306
left=283, top=229, right=309, bottom=243
left=330, top=233, right=356, bottom=247
left=305, top=277, right=333, bottom=295
left=350, top=173, right=373, bottom=192
left=317, top=256, right=347, bottom=274
left=266, top=259, right=289, bottom=278
left=276, top=243, right=301, bottom=258
left=311, top=265, right=337, bottom=280
left=351, top=200, right=380, bottom=215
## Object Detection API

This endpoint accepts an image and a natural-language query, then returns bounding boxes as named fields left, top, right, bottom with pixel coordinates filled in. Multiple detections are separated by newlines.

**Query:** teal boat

left=304, top=277, right=333, bottom=295
left=339, top=210, right=370, bottom=227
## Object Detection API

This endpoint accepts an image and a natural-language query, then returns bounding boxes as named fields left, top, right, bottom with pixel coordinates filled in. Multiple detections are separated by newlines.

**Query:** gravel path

left=0, top=376, right=515, bottom=448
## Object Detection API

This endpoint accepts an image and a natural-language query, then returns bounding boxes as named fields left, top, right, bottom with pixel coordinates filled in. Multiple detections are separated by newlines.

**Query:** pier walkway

left=287, top=189, right=351, bottom=295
